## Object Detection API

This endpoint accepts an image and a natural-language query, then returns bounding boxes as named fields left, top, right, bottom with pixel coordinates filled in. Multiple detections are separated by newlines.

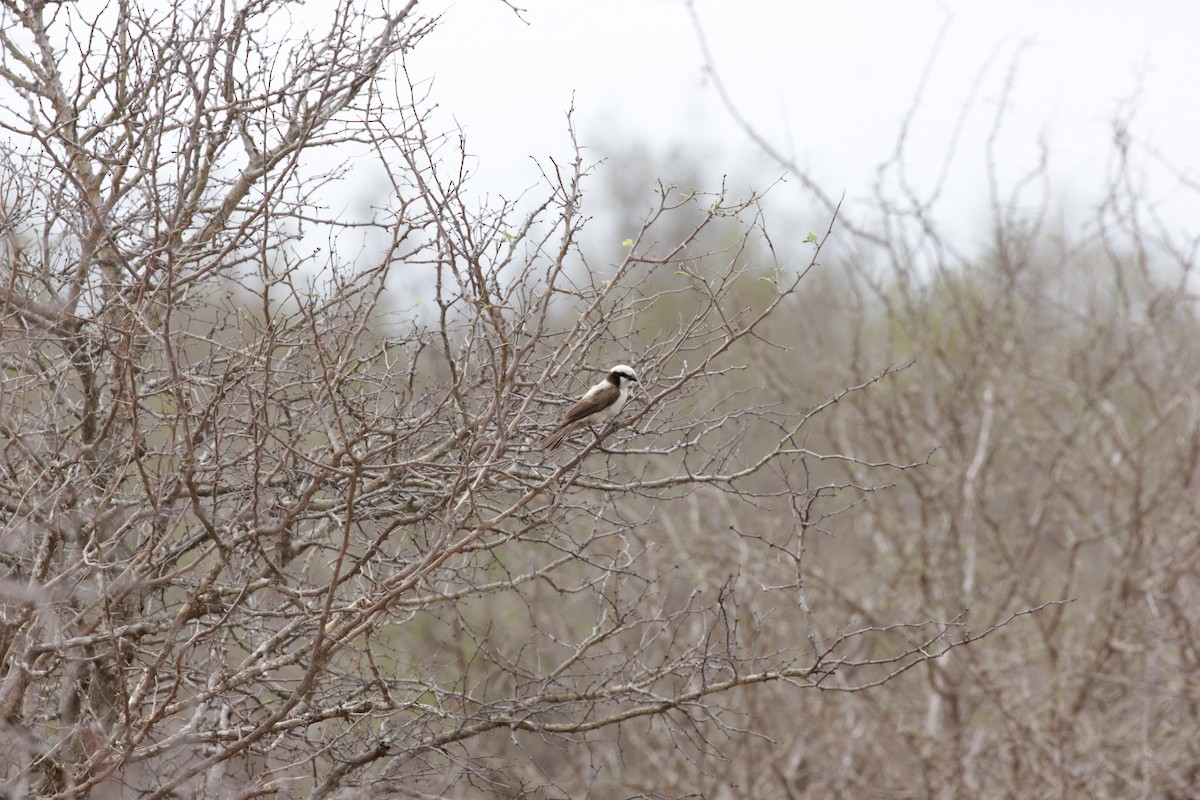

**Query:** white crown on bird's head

left=609, top=365, right=638, bottom=382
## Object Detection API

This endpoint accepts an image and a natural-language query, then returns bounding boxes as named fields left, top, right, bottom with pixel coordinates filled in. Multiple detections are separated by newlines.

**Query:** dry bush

left=0, top=2, right=1036, bottom=798
left=676, top=18, right=1200, bottom=797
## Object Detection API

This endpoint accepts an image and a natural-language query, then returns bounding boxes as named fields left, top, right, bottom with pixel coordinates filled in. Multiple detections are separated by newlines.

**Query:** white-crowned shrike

left=539, top=364, right=639, bottom=451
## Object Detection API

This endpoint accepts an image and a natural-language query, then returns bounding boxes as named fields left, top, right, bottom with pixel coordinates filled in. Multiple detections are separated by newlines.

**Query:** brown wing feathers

left=561, top=383, right=618, bottom=425
left=538, top=381, right=619, bottom=451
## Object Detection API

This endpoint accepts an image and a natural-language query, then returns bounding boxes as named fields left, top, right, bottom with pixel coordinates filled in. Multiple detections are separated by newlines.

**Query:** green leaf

left=622, top=238, right=634, bottom=247
left=804, top=232, right=819, bottom=245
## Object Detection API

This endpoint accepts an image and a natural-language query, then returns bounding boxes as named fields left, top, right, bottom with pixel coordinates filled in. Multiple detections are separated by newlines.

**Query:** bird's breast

left=593, top=387, right=629, bottom=423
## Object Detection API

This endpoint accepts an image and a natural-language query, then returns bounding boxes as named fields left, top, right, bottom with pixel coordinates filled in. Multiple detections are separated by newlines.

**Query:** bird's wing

left=559, top=382, right=619, bottom=426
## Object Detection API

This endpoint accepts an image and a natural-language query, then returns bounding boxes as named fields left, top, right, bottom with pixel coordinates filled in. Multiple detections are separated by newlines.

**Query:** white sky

left=407, top=0, right=1200, bottom=244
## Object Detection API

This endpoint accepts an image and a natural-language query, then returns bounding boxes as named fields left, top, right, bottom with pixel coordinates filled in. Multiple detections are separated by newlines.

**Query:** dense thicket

left=0, top=2, right=1195, bottom=798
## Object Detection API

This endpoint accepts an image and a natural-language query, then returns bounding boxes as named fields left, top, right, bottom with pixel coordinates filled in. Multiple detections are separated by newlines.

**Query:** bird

left=538, top=364, right=639, bottom=451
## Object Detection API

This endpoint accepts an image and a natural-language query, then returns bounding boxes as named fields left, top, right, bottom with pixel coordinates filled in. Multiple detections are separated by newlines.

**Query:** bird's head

left=609, top=364, right=638, bottom=384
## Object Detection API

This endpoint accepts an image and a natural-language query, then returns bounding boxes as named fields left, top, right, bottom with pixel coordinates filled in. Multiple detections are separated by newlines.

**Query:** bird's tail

left=538, top=423, right=574, bottom=451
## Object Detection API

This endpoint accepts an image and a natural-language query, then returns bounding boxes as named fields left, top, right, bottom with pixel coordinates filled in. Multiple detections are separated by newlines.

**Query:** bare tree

left=686, top=8, right=1200, bottom=798
left=0, top=2, right=1045, bottom=798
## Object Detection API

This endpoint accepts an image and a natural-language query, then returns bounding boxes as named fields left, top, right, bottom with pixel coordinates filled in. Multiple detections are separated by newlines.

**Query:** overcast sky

left=406, top=0, right=1199, bottom=244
